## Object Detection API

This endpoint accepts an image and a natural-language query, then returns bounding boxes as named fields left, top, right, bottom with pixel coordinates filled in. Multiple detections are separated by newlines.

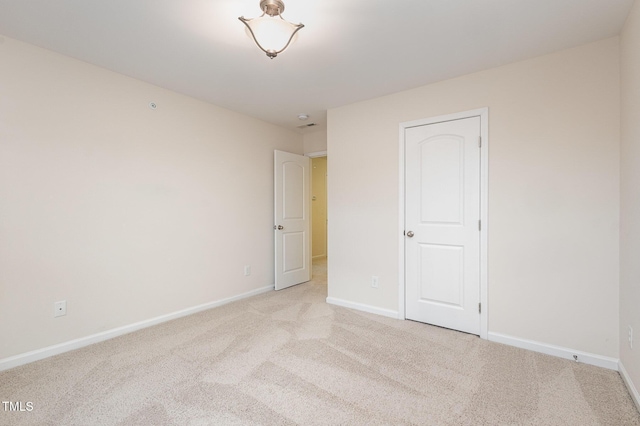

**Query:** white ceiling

left=0, top=0, right=634, bottom=132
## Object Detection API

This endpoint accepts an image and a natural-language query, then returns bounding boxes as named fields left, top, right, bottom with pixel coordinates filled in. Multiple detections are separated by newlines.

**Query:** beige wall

left=620, top=0, right=640, bottom=400
left=328, top=38, right=620, bottom=358
left=311, top=157, right=327, bottom=258
left=303, top=130, right=327, bottom=154
left=0, top=36, right=303, bottom=359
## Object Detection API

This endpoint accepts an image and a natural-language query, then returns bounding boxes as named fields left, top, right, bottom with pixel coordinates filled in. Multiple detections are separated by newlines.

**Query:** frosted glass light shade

left=243, top=16, right=301, bottom=57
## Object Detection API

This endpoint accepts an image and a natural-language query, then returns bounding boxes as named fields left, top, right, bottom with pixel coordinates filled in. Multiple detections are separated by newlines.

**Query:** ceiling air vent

left=297, top=123, right=317, bottom=129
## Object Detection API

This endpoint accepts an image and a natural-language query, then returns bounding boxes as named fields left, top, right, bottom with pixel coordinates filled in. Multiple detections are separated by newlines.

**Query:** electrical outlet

left=54, top=300, right=66, bottom=317
left=629, top=325, right=634, bottom=349
left=244, top=265, right=251, bottom=276
left=371, top=275, right=379, bottom=289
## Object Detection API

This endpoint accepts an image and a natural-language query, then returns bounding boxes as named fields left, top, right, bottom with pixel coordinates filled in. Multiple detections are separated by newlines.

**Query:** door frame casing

left=398, top=108, right=489, bottom=339
left=306, top=150, right=327, bottom=158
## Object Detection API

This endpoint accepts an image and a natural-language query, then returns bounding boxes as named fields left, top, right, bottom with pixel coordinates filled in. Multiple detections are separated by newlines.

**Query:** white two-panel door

left=405, top=116, right=481, bottom=335
left=274, top=150, right=311, bottom=290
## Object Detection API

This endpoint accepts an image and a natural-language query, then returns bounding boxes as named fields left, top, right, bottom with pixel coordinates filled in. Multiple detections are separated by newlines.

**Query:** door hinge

left=478, top=220, right=481, bottom=231
left=479, top=303, right=481, bottom=314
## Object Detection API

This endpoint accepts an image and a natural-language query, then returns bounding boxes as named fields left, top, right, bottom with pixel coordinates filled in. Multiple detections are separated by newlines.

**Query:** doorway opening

left=311, top=156, right=327, bottom=260
left=307, top=151, right=328, bottom=281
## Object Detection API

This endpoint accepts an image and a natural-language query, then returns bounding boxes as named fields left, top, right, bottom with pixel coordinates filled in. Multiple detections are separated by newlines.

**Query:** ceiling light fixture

left=239, top=0, right=304, bottom=59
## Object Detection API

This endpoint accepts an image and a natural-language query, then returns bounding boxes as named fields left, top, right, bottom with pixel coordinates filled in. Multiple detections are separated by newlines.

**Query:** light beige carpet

left=1, top=259, right=639, bottom=425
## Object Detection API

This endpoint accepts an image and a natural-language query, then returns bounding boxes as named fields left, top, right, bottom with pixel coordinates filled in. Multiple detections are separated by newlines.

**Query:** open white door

left=274, top=150, right=311, bottom=290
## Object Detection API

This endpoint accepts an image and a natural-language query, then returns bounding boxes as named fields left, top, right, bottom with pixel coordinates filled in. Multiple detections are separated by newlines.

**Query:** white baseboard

left=326, top=297, right=399, bottom=319
left=488, top=332, right=619, bottom=371
left=619, top=361, right=640, bottom=412
left=0, top=285, right=274, bottom=372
